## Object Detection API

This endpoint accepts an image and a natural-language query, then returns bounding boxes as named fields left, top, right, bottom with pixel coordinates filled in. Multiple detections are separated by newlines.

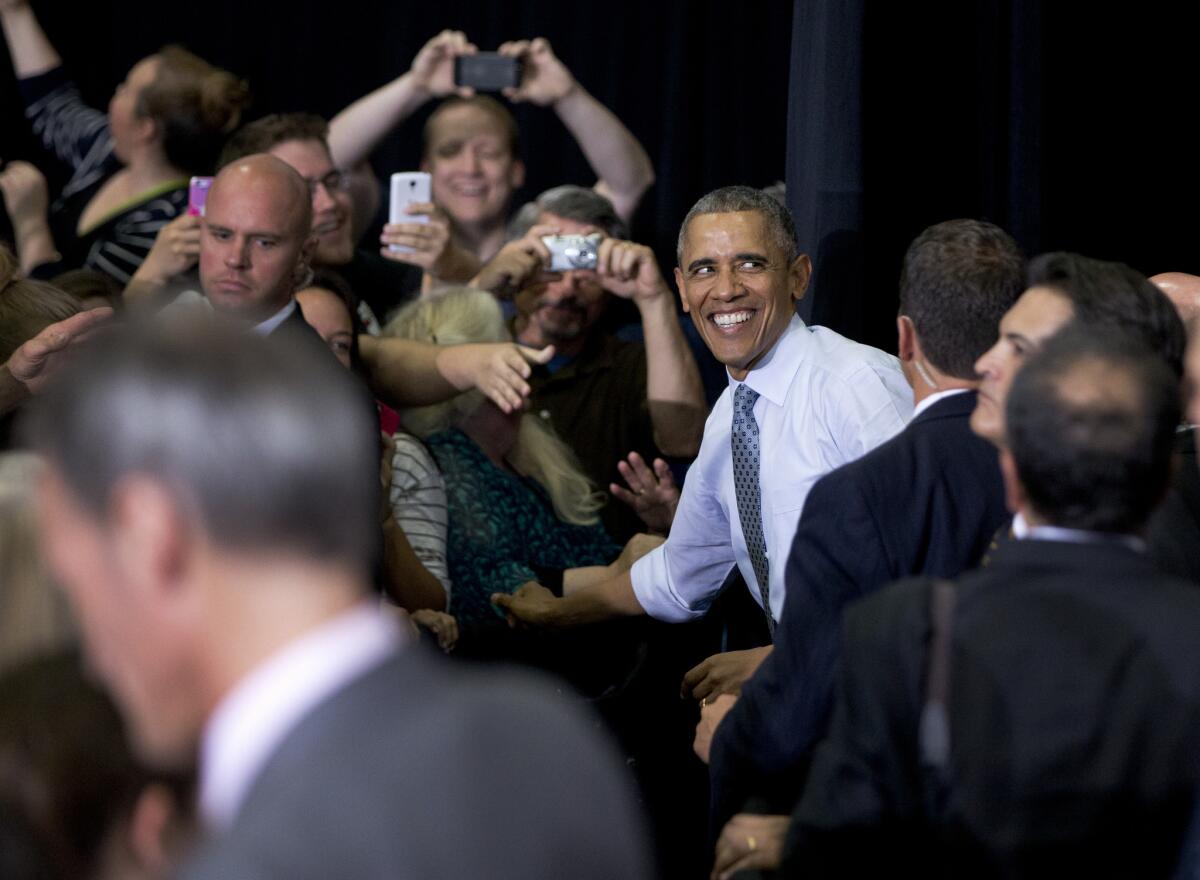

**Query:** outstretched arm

left=328, top=30, right=476, bottom=169
left=359, top=335, right=553, bottom=413
left=499, top=38, right=655, bottom=224
left=491, top=568, right=645, bottom=629
left=0, top=1, right=61, bottom=78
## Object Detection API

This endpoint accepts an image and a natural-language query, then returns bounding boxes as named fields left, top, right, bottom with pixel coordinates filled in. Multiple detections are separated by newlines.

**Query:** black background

left=2, top=1, right=1196, bottom=353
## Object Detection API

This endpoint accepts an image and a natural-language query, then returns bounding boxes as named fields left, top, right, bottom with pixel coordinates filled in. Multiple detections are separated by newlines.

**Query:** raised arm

left=328, top=30, right=476, bottom=169
left=499, top=38, right=655, bottom=224
left=595, top=238, right=706, bottom=457
left=0, top=1, right=61, bottom=78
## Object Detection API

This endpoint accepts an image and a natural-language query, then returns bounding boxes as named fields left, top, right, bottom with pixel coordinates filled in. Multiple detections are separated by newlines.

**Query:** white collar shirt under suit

left=630, top=315, right=913, bottom=625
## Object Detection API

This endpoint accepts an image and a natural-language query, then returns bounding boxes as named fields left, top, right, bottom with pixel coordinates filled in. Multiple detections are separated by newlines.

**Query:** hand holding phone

left=388, top=173, right=432, bottom=254
left=187, top=176, right=213, bottom=217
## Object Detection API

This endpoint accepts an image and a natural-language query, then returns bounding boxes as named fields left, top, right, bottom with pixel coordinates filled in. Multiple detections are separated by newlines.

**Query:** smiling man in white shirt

left=494, top=186, right=911, bottom=691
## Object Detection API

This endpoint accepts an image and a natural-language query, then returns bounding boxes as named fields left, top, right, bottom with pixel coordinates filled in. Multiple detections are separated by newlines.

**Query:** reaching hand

left=594, top=238, right=669, bottom=304
left=498, top=38, right=576, bottom=105
left=6, top=308, right=114, bottom=394
left=411, top=609, right=460, bottom=652
left=693, top=693, right=737, bottom=764
left=436, top=341, right=555, bottom=414
left=711, top=813, right=790, bottom=880
left=409, top=30, right=477, bottom=99
left=610, top=452, right=679, bottom=534
left=132, top=213, right=202, bottom=285
left=681, top=646, right=772, bottom=702
left=470, top=223, right=558, bottom=298
left=490, top=581, right=560, bottom=628
left=0, top=160, right=49, bottom=231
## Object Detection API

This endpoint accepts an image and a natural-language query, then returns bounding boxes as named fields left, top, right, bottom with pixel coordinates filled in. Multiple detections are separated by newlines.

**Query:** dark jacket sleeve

left=708, top=469, right=894, bottom=825
left=778, top=578, right=935, bottom=877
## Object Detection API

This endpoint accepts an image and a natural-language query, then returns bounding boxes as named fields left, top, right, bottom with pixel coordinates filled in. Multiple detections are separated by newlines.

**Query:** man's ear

left=789, top=254, right=813, bottom=303
left=897, top=315, right=917, bottom=362
left=108, top=475, right=191, bottom=604
left=998, top=447, right=1025, bottom=516
left=673, top=266, right=690, bottom=314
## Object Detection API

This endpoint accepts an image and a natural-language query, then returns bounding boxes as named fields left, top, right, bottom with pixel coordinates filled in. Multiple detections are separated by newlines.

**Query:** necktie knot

left=734, top=383, right=760, bottom=417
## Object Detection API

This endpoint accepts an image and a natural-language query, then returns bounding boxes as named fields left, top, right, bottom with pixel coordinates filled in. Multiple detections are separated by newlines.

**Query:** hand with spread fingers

left=711, top=813, right=789, bottom=880
left=436, top=341, right=555, bottom=414
left=610, top=451, right=679, bottom=534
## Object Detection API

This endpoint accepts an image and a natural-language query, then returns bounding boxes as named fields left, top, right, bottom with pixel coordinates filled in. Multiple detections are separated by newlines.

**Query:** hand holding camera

left=497, top=38, right=576, bottom=105
left=409, top=29, right=478, bottom=99
left=471, top=223, right=560, bottom=298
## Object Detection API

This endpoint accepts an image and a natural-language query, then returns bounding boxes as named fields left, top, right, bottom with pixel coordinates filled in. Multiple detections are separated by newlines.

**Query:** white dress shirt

left=198, top=602, right=404, bottom=831
left=630, top=315, right=912, bottom=624
left=910, top=386, right=969, bottom=420
left=252, top=298, right=297, bottom=336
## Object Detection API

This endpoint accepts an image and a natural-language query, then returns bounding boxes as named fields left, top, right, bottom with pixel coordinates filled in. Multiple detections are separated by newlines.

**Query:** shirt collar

left=252, top=299, right=297, bottom=336
left=1012, top=511, right=1146, bottom=553
left=198, top=601, right=404, bottom=831
left=727, top=314, right=809, bottom=408
left=911, top=387, right=969, bottom=420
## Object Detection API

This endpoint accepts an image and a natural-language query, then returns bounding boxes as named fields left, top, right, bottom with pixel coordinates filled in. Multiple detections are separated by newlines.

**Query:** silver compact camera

left=542, top=234, right=601, bottom=272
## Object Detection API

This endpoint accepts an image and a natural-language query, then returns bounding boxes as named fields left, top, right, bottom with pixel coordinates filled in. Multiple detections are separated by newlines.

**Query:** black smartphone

left=454, top=53, right=521, bottom=92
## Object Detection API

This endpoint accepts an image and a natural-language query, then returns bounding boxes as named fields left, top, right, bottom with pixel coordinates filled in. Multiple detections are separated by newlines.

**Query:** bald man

left=199, top=154, right=320, bottom=340
left=1152, top=272, right=1200, bottom=325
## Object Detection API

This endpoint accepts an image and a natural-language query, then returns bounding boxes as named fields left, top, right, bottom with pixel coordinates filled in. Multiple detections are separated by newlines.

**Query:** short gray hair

left=508, top=185, right=628, bottom=241
left=676, top=185, right=798, bottom=266
left=23, top=319, right=381, bottom=572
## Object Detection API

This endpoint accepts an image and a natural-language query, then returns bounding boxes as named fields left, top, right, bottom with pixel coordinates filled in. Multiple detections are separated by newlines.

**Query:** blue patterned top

left=426, top=428, right=619, bottom=626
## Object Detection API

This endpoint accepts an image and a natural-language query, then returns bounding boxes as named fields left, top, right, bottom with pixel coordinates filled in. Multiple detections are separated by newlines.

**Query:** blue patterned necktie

left=732, top=383, right=774, bottom=636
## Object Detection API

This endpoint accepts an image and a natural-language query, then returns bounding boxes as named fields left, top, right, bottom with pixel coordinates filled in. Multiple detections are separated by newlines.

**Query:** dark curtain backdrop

left=791, top=0, right=1200, bottom=352
left=0, top=0, right=794, bottom=276
left=4, top=2, right=1197, bottom=355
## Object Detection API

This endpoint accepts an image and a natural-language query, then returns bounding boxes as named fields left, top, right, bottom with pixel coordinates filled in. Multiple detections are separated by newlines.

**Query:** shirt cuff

left=630, top=543, right=708, bottom=623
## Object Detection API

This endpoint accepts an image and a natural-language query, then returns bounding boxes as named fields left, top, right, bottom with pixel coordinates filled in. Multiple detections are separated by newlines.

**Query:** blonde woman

left=386, top=288, right=631, bottom=628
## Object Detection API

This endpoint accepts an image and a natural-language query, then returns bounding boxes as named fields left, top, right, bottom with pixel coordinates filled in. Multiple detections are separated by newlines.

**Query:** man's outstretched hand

left=491, top=581, right=560, bottom=628
left=436, top=342, right=555, bottom=414
left=6, top=308, right=113, bottom=394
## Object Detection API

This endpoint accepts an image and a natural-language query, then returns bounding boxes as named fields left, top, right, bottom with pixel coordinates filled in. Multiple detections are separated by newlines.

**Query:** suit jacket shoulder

left=179, top=646, right=653, bottom=880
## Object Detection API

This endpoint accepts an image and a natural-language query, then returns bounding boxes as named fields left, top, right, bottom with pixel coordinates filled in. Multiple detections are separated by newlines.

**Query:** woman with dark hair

left=0, top=0, right=250, bottom=283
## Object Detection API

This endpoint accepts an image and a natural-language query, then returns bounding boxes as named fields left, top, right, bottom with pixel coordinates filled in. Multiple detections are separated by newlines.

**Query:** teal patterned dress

left=426, top=428, right=620, bottom=626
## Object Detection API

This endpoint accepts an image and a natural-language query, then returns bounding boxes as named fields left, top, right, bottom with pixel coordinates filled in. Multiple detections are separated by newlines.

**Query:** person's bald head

left=1151, top=272, right=1200, bottom=325
left=199, top=154, right=315, bottom=322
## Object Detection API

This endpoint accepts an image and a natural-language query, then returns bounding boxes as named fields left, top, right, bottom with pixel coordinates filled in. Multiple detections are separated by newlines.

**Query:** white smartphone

left=388, top=172, right=432, bottom=253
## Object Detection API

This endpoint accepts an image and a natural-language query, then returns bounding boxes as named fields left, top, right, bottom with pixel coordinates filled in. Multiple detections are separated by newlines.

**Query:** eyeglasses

left=305, top=170, right=346, bottom=198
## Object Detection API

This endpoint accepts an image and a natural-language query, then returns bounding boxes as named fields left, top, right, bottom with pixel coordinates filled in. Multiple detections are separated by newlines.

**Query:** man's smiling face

left=674, top=211, right=810, bottom=381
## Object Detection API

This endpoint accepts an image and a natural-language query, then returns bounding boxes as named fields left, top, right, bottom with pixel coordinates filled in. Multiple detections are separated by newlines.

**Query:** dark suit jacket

left=1146, top=428, right=1200, bottom=584
left=178, top=645, right=653, bottom=880
left=783, top=539, right=1200, bottom=877
left=709, top=391, right=1008, bottom=827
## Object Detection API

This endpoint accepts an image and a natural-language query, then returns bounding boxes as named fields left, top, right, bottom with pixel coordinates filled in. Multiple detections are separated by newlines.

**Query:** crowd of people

left=3, top=3, right=1200, bottom=878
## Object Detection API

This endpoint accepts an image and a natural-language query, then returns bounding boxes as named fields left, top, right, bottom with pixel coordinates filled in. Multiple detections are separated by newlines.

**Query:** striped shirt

left=388, top=432, right=451, bottom=602
left=20, top=66, right=187, bottom=284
